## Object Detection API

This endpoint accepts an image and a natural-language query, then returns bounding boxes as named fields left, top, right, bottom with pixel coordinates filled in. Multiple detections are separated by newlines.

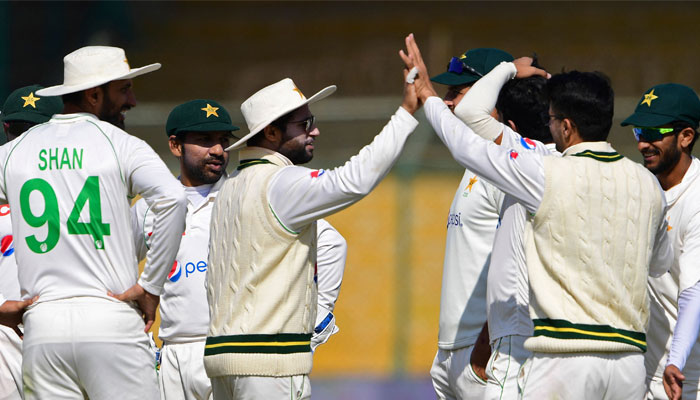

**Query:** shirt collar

left=561, top=141, right=616, bottom=156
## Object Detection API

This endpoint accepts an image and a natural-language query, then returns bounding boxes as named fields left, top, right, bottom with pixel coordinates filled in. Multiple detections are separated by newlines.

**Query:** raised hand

left=513, top=57, right=550, bottom=79
left=109, top=284, right=160, bottom=332
left=399, top=33, right=438, bottom=104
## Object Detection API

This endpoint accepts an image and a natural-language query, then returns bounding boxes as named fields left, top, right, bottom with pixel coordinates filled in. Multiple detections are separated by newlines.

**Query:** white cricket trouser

left=646, top=374, right=700, bottom=399
left=518, top=351, right=645, bottom=400
left=0, top=325, right=22, bottom=400
left=21, top=297, right=158, bottom=400
left=211, top=375, right=310, bottom=400
left=484, top=335, right=530, bottom=400
left=160, top=341, right=212, bottom=400
left=430, top=345, right=487, bottom=400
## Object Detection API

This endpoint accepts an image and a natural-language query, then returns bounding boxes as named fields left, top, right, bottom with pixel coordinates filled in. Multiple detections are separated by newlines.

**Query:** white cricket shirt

left=0, top=113, right=186, bottom=302
left=0, top=204, right=19, bottom=302
left=646, top=157, right=700, bottom=381
left=437, top=167, right=503, bottom=349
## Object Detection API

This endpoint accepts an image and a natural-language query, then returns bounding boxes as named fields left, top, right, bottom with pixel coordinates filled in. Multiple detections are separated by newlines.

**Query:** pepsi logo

left=0, top=235, right=13, bottom=257
left=520, top=137, right=537, bottom=150
left=168, top=260, right=182, bottom=282
left=0, top=205, right=9, bottom=216
left=509, top=150, right=519, bottom=160
left=310, top=169, right=325, bottom=178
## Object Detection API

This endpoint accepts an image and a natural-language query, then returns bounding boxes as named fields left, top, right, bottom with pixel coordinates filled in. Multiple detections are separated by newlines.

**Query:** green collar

left=571, top=150, right=623, bottom=162
left=237, top=158, right=274, bottom=171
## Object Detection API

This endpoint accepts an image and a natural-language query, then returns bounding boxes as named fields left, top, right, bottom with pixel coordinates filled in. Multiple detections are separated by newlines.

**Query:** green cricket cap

left=430, top=48, right=514, bottom=86
left=621, top=83, right=700, bottom=128
left=166, top=99, right=240, bottom=136
left=2, top=84, right=63, bottom=124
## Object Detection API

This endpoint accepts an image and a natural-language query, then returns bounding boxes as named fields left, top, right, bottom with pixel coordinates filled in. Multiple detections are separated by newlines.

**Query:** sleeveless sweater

left=204, top=147, right=317, bottom=377
left=523, top=142, right=665, bottom=354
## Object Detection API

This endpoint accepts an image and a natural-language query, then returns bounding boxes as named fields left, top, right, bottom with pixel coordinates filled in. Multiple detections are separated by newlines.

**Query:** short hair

left=496, top=76, right=552, bottom=144
left=546, top=71, right=614, bottom=142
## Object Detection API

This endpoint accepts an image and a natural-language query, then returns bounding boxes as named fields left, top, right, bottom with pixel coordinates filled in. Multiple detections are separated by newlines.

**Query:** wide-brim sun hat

left=225, top=78, right=336, bottom=151
left=36, top=46, right=161, bottom=97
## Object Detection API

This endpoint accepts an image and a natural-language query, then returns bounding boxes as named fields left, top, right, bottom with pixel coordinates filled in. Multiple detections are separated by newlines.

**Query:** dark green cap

left=2, top=84, right=63, bottom=124
left=430, top=48, right=514, bottom=86
left=621, top=83, right=700, bottom=128
left=166, top=99, right=240, bottom=136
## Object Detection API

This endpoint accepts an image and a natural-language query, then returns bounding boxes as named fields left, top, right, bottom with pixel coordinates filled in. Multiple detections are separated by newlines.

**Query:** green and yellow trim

left=571, top=150, right=623, bottom=162
left=238, top=158, right=274, bottom=170
left=533, top=318, right=646, bottom=351
left=204, top=333, right=311, bottom=356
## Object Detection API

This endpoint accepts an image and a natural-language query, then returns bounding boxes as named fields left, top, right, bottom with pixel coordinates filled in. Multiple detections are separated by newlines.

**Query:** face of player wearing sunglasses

left=278, top=105, right=318, bottom=165
left=635, top=126, right=683, bottom=175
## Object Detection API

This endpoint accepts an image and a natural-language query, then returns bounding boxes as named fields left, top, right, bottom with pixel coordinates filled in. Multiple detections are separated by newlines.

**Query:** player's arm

left=268, top=87, right=419, bottom=232
left=0, top=293, right=37, bottom=338
left=649, top=194, right=673, bottom=277
left=664, top=280, right=700, bottom=400
left=129, top=198, right=150, bottom=262
left=312, top=219, right=347, bottom=351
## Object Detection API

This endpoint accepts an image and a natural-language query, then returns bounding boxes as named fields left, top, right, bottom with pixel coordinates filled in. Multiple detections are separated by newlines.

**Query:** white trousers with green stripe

left=484, top=335, right=530, bottom=400
left=517, top=351, right=644, bottom=400
left=211, top=375, right=310, bottom=400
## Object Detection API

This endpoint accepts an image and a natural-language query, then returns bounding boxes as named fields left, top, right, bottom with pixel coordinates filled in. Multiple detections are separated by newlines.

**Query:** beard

left=98, top=95, right=125, bottom=129
left=182, top=148, right=226, bottom=185
left=280, top=134, right=313, bottom=165
left=645, top=137, right=682, bottom=175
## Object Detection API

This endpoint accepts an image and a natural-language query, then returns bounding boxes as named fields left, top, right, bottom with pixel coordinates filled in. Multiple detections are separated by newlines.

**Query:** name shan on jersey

left=38, top=148, right=84, bottom=171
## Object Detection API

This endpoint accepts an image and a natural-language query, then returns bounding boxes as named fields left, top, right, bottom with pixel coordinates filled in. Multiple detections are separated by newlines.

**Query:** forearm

left=424, top=97, right=544, bottom=213
left=455, top=62, right=516, bottom=141
left=270, top=106, right=418, bottom=231
left=316, top=219, right=347, bottom=311
left=667, top=281, right=700, bottom=370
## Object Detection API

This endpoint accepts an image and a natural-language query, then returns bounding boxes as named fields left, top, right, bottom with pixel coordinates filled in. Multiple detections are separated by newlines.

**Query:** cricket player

left=0, top=85, right=62, bottom=400
left=130, top=99, right=349, bottom=399
left=620, top=84, right=700, bottom=400
left=454, top=65, right=557, bottom=399
left=0, top=46, right=187, bottom=399
left=205, top=75, right=419, bottom=399
left=427, top=48, right=513, bottom=399
left=401, top=33, right=672, bottom=399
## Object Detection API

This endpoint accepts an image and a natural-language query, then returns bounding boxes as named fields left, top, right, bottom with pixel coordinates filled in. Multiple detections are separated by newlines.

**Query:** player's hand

left=470, top=323, right=491, bottom=382
left=109, top=284, right=160, bottom=333
left=513, top=57, right=550, bottom=79
left=663, top=364, right=685, bottom=400
left=0, top=297, right=37, bottom=338
left=399, top=33, right=438, bottom=104
left=401, top=67, right=420, bottom=114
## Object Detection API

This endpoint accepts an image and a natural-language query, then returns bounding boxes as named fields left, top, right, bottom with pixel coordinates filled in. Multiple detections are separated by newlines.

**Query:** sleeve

left=0, top=142, right=12, bottom=203
left=268, top=106, right=418, bottom=232
left=649, top=195, right=673, bottom=278
left=122, top=136, right=186, bottom=296
left=454, top=62, right=517, bottom=142
left=666, top=281, right=700, bottom=371
left=311, top=218, right=348, bottom=351
left=678, top=213, right=700, bottom=291
left=424, top=96, right=545, bottom=213
left=130, top=198, right=150, bottom=262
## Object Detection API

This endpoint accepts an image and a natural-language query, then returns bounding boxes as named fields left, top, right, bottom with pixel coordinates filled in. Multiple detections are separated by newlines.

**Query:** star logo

left=459, top=54, right=467, bottom=60
left=124, top=58, right=130, bottom=68
left=641, top=89, right=659, bottom=107
left=292, top=87, right=304, bottom=99
left=466, top=175, right=478, bottom=192
left=201, top=104, right=219, bottom=118
left=21, top=92, right=40, bottom=108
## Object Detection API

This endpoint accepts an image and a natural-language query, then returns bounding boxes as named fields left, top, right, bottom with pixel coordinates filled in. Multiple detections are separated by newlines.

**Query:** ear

left=263, top=125, right=282, bottom=145
left=561, top=118, right=575, bottom=141
left=84, top=87, right=102, bottom=107
left=168, top=135, right=182, bottom=157
left=679, top=127, right=695, bottom=151
left=507, top=120, right=517, bottom=132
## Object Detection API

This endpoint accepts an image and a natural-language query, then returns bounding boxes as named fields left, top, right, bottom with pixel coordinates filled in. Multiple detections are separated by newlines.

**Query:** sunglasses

left=289, top=115, right=316, bottom=133
left=632, top=127, right=676, bottom=142
left=447, top=57, right=484, bottom=77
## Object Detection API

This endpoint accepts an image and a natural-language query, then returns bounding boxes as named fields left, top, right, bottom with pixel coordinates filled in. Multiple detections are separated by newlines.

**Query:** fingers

left=399, top=50, right=413, bottom=68
left=143, top=318, right=154, bottom=333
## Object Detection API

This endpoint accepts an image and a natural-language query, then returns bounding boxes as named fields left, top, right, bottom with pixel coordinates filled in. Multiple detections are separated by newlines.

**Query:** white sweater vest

left=524, top=143, right=664, bottom=354
left=204, top=148, right=317, bottom=377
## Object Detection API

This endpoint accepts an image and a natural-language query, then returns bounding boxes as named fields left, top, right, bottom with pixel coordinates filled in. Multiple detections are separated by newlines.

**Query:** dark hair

left=496, top=76, right=552, bottom=144
left=672, top=120, right=699, bottom=152
left=546, top=71, right=614, bottom=142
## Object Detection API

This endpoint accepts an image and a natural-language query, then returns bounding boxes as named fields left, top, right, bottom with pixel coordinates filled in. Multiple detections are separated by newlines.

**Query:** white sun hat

left=35, top=46, right=161, bottom=97
left=226, top=78, right=336, bottom=151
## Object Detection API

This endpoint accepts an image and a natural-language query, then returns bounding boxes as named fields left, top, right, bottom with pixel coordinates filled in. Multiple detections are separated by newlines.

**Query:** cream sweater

left=204, top=148, right=317, bottom=377
left=524, top=145, right=666, bottom=353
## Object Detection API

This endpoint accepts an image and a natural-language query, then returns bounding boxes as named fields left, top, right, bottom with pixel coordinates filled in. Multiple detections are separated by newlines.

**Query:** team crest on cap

left=201, top=104, right=219, bottom=118
left=641, top=89, right=659, bottom=107
left=21, top=92, right=40, bottom=108
left=293, top=87, right=305, bottom=99
left=520, top=137, right=537, bottom=150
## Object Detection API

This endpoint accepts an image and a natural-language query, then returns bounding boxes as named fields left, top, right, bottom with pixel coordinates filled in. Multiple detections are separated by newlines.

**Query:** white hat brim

left=35, top=63, right=162, bottom=96
left=225, top=85, right=337, bottom=152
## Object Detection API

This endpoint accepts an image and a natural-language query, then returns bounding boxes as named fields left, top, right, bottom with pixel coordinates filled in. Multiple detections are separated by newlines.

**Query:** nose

left=210, top=142, right=225, bottom=155
left=309, top=127, right=320, bottom=137
left=637, top=139, right=650, bottom=152
left=126, top=90, right=137, bottom=108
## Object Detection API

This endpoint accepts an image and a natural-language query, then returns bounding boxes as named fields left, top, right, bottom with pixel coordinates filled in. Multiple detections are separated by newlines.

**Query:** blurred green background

left=5, top=2, right=700, bottom=398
